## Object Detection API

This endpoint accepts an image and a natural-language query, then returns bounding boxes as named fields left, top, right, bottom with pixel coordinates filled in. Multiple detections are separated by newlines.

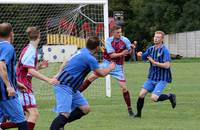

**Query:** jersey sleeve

left=122, top=36, right=132, bottom=51
left=105, top=37, right=115, bottom=54
left=21, top=48, right=36, bottom=68
left=142, top=47, right=152, bottom=61
left=0, top=45, right=14, bottom=64
left=163, top=48, right=171, bottom=62
left=88, top=57, right=99, bottom=71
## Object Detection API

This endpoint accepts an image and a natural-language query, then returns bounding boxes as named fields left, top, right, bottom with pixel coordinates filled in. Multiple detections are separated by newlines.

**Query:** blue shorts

left=0, top=108, right=5, bottom=122
left=99, top=60, right=125, bottom=82
left=53, top=85, right=88, bottom=113
left=18, top=91, right=37, bottom=110
left=0, top=98, right=26, bottom=123
left=143, top=79, right=167, bottom=96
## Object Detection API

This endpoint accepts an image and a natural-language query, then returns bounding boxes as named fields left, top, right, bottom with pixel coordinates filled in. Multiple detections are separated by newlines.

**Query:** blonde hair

left=155, top=31, right=165, bottom=38
left=26, top=27, right=40, bottom=41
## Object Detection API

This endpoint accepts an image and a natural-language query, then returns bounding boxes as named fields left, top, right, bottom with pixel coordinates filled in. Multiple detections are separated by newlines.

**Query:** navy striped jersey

left=57, top=48, right=99, bottom=91
left=142, top=44, right=172, bottom=83
left=0, top=40, right=17, bottom=101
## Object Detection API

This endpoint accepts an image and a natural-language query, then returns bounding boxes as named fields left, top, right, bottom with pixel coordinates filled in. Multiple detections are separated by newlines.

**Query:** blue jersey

left=142, top=44, right=172, bottom=83
left=57, top=48, right=99, bottom=91
left=0, top=41, right=17, bottom=101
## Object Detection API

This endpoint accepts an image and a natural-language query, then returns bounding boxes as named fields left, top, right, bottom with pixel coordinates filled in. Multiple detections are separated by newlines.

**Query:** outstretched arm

left=28, top=68, right=59, bottom=85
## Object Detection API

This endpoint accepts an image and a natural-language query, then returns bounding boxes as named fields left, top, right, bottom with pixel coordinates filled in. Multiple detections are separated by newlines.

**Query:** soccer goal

left=0, top=0, right=111, bottom=98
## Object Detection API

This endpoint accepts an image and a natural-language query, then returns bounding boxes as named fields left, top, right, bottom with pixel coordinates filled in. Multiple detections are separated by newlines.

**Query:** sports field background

left=11, top=59, right=200, bottom=130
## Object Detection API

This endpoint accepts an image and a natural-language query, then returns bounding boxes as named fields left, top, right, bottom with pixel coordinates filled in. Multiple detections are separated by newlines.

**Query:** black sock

left=137, top=97, right=144, bottom=115
left=16, top=121, right=28, bottom=130
left=68, top=108, right=86, bottom=123
left=157, top=94, right=169, bottom=102
left=50, top=114, right=68, bottom=130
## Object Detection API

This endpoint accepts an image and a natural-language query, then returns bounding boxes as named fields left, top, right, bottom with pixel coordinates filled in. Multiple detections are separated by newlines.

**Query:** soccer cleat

left=59, top=127, right=64, bottom=130
left=134, top=112, right=141, bottom=118
left=128, top=110, right=134, bottom=117
left=169, top=93, right=176, bottom=109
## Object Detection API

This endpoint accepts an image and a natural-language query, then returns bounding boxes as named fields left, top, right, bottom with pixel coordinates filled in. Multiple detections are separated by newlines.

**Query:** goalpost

left=0, top=0, right=111, bottom=98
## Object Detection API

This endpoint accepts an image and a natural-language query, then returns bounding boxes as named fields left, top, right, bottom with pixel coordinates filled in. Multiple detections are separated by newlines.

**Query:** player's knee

left=61, top=112, right=70, bottom=118
left=29, top=110, right=39, bottom=120
left=139, top=88, right=148, bottom=98
left=139, top=91, right=146, bottom=98
left=81, top=106, right=91, bottom=114
left=120, top=85, right=128, bottom=93
left=151, top=94, right=159, bottom=102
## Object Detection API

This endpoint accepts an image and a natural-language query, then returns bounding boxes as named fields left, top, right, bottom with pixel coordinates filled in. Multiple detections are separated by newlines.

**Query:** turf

left=10, top=59, right=200, bottom=130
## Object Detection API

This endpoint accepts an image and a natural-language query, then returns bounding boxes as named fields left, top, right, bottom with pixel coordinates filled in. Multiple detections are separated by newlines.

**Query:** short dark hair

left=111, top=25, right=121, bottom=32
left=0, top=23, right=13, bottom=38
left=26, top=26, right=40, bottom=41
left=86, top=36, right=100, bottom=50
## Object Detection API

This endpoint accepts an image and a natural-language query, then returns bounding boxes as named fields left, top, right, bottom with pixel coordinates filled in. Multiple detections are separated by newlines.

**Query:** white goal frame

left=1, top=0, right=111, bottom=97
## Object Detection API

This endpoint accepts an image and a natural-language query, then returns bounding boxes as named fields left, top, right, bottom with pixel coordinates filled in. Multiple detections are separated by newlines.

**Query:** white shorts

left=17, top=91, right=37, bottom=110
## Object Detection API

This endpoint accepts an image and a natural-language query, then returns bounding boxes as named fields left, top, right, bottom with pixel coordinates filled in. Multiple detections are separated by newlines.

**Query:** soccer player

left=50, top=36, right=115, bottom=130
left=0, top=22, right=28, bottom=130
left=79, top=25, right=135, bottom=116
left=16, top=26, right=59, bottom=130
left=134, top=31, right=176, bottom=118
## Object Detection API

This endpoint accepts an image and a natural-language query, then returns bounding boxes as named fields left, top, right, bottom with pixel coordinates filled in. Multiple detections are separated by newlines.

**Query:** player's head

left=26, top=26, right=40, bottom=42
left=112, top=25, right=122, bottom=39
left=154, top=31, right=165, bottom=45
left=86, top=36, right=101, bottom=53
left=0, top=22, right=14, bottom=42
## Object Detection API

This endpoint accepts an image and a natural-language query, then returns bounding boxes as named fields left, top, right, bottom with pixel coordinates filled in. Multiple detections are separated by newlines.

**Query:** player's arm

left=147, top=49, right=171, bottom=69
left=17, top=81, right=28, bottom=92
left=0, top=61, right=15, bottom=96
left=28, top=68, right=59, bottom=85
left=109, top=50, right=129, bottom=58
left=36, top=60, right=48, bottom=70
left=147, top=57, right=170, bottom=69
left=137, top=49, right=150, bottom=61
left=94, top=62, right=115, bottom=77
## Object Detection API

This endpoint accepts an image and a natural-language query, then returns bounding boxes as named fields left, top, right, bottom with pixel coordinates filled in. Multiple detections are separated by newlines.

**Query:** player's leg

left=50, top=85, right=72, bottom=130
left=26, top=108, right=39, bottom=130
left=134, top=80, right=154, bottom=118
left=151, top=81, right=176, bottom=108
left=67, top=91, right=90, bottom=123
left=18, top=91, right=38, bottom=130
left=118, top=80, right=134, bottom=116
left=0, top=98, right=28, bottom=130
left=109, top=64, right=134, bottom=116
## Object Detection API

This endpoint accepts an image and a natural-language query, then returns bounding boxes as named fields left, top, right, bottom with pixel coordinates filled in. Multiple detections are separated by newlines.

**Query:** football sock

left=28, top=122, right=35, bottom=130
left=157, top=94, right=169, bottom=101
left=79, top=79, right=91, bottom=92
left=50, top=114, right=68, bottom=130
left=0, top=122, right=17, bottom=129
left=137, top=97, right=144, bottom=115
left=68, top=108, right=86, bottom=123
left=17, top=121, right=28, bottom=130
left=123, top=91, right=132, bottom=110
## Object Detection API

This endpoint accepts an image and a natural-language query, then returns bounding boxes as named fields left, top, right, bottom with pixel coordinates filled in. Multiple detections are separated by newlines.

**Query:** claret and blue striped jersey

left=103, top=36, right=132, bottom=65
left=57, top=48, right=99, bottom=91
left=142, top=44, right=172, bottom=83
left=16, top=43, right=38, bottom=93
left=0, top=40, right=17, bottom=101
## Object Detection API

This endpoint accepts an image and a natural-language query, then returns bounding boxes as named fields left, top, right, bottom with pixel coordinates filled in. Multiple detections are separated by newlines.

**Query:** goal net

left=0, top=0, right=110, bottom=129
